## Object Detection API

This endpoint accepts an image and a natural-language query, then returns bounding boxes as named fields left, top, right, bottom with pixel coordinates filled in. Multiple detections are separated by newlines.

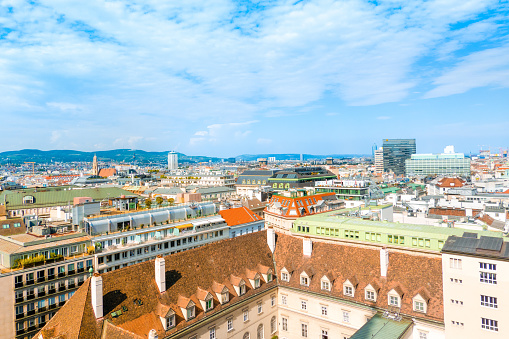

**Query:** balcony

left=37, top=277, right=45, bottom=283
left=26, top=294, right=35, bottom=301
left=68, top=282, right=76, bottom=289
left=47, top=274, right=55, bottom=281
left=48, top=288, right=56, bottom=295
left=77, top=267, right=85, bottom=273
left=58, top=301, right=65, bottom=307
left=26, top=279, right=35, bottom=286
left=15, top=282, right=23, bottom=288
left=27, top=309, right=35, bottom=316
left=48, top=304, right=57, bottom=310
left=15, top=313, right=25, bottom=320
left=58, top=272, right=65, bottom=278
left=68, top=270, right=75, bottom=275
left=15, top=329, right=25, bottom=336
left=15, top=296, right=24, bottom=303
left=38, top=291, right=46, bottom=297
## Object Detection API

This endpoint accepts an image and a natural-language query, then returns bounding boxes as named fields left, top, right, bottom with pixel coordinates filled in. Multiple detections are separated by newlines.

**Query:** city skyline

left=1, top=0, right=508, bottom=157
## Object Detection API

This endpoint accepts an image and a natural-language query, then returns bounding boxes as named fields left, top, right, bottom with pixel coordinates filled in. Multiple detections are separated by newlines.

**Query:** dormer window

left=206, top=298, right=213, bottom=311
left=221, top=291, right=229, bottom=304
left=300, top=276, right=309, bottom=286
left=267, top=272, right=273, bottom=282
left=364, top=284, right=378, bottom=302
left=187, top=306, right=195, bottom=319
left=388, top=288, right=403, bottom=307
left=412, top=293, right=428, bottom=313
left=254, top=278, right=260, bottom=288
left=321, top=280, right=330, bottom=291
left=166, top=314, right=175, bottom=329
left=344, top=286, right=353, bottom=296
left=389, top=295, right=399, bottom=307
left=343, top=279, right=355, bottom=297
left=282, top=272, right=288, bottom=281
left=240, top=282, right=246, bottom=295
left=366, top=290, right=375, bottom=301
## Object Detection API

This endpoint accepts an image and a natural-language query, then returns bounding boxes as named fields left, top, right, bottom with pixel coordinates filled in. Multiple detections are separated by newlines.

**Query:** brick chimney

left=91, top=273, right=103, bottom=318
left=155, top=255, right=166, bottom=293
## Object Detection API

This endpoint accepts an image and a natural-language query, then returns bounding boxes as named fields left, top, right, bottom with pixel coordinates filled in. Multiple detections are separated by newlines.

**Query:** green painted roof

left=295, top=210, right=505, bottom=239
left=381, top=187, right=401, bottom=194
left=0, top=187, right=137, bottom=210
left=350, top=314, right=412, bottom=339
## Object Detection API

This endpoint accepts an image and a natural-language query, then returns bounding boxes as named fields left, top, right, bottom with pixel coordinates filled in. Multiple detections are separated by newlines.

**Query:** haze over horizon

left=1, top=0, right=508, bottom=157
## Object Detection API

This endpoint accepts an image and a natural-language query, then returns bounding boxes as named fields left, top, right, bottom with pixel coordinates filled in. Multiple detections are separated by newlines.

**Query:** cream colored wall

left=443, top=253, right=507, bottom=338
left=0, top=274, right=15, bottom=338
left=277, top=286, right=376, bottom=339
left=264, top=213, right=293, bottom=234
left=173, top=287, right=278, bottom=339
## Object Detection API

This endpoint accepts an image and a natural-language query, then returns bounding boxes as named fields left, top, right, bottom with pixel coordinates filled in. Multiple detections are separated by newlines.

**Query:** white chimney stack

left=91, top=273, right=103, bottom=318
left=148, top=329, right=158, bottom=339
left=155, top=256, right=166, bottom=293
left=380, top=247, right=389, bottom=277
left=267, top=227, right=275, bottom=253
left=303, top=238, right=312, bottom=257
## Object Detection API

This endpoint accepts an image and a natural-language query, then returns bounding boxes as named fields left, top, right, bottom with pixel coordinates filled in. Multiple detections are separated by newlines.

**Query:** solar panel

left=477, top=236, right=503, bottom=251
left=462, top=232, right=478, bottom=239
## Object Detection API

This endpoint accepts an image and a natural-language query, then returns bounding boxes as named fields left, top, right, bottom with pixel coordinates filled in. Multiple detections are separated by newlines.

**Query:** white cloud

left=194, top=131, right=208, bottom=136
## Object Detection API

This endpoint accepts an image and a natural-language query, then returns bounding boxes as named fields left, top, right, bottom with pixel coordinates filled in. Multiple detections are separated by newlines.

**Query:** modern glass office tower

left=405, top=147, right=471, bottom=176
left=382, top=139, right=416, bottom=175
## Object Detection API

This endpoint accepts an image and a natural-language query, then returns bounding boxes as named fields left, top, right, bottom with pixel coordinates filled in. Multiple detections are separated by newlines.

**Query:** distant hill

left=0, top=149, right=220, bottom=164
left=0, top=149, right=368, bottom=164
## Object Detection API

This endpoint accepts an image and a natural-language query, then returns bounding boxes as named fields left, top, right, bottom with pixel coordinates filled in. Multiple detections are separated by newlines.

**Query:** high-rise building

left=92, top=155, right=98, bottom=176
left=168, top=151, right=178, bottom=170
left=374, top=147, right=384, bottom=174
left=383, top=139, right=416, bottom=175
left=405, top=145, right=471, bottom=177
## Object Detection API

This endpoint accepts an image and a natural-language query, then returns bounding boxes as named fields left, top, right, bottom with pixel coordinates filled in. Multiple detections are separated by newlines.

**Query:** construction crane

left=24, top=162, right=35, bottom=175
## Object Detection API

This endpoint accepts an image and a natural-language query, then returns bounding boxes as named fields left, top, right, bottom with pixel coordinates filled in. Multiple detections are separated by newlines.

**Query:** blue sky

left=1, top=0, right=508, bottom=157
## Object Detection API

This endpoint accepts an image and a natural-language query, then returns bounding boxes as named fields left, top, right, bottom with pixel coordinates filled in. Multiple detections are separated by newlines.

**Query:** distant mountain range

left=0, top=149, right=368, bottom=164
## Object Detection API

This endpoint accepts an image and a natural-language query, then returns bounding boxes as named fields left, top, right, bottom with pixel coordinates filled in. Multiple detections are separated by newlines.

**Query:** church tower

left=92, top=155, right=99, bottom=176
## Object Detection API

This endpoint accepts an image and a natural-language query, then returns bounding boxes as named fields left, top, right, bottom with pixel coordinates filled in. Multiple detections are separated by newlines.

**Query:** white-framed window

left=282, top=317, right=288, bottom=331
left=481, top=318, right=498, bottom=332
left=481, top=295, right=498, bottom=308
left=243, top=332, right=250, bottom=339
left=243, top=309, right=249, bottom=322
left=209, top=327, right=216, bottom=339
left=166, top=314, right=175, bottom=328
left=344, top=285, right=353, bottom=297
left=301, top=276, right=309, bottom=286
left=450, top=258, right=462, bottom=269
left=240, top=282, right=246, bottom=295
left=187, top=306, right=195, bottom=319
left=301, top=300, right=307, bottom=310
left=271, top=316, right=277, bottom=333
left=206, top=298, right=213, bottom=311
left=419, top=331, right=427, bottom=339
left=321, top=305, right=328, bottom=316
left=389, top=295, right=399, bottom=306
left=221, top=292, right=229, bottom=304
left=366, top=290, right=375, bottom=301
left=321, top=279, right=330, bottom=291
left=480, top=272, right=497, bottom=284
left=282, top=272, right=289, bottom=281
left=282, top=295, right=287, bottom=305
left=480, top=262, right=496, bottom=271
left=227, top=319, right=233, bottom=332
left=301, top=323, right=308, bottom=337
left=257, top=324, right=264, bottom=339
left=321, top=329, right=329, bottom=339
left=414, top=301, right=425, bottom=312
left=271, top=295, right=276, bottom=307
left=342, top=311, right=350, bottom=323
left=254, top=278, right=260, bottom=288
left=257, top=302, right=263, bottom=314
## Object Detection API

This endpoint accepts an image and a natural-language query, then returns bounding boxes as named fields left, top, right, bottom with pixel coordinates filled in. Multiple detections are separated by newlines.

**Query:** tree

left=168, top=198, right=175, bottom=206
left=156, top=197, right=164, bottom=207
left=145, top=199, right=152, bottom=209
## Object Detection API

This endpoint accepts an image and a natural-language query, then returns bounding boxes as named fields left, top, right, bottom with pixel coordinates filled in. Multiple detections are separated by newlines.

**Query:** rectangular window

left=271, top=295, right=276, bottom=307
left=282, top=295, right=287, bottom=305
left=481, top=318, right=498, bottom=332
left=345, top=286, right=353, bottom=296
left=258, top=303, right=263, bottom=314
left=480, top=272, right=497, bottom=284
left=301, top=323, right=308, bottom=337
left=206, top=299, right=213, bottom=311
left=322, top=329, right=329, bottom=339
left=301, top=300, right=307, bottom=310
left=480, top=262, right=496, bottom=271
left=414, top=301, right=425, bottom=312
left=209, top=327, right=216, bottom=339
left=243, top=309, right=249, bottom=322
left=481, top=295, right=498, bottom=308
left=300, top=276, right=308, bottom=286
left=321, top=305, right=328, bottom=316
left=419, top=332, right=427, bottom=339
left=450, top=258, right=462, bottom=269
left=282, top=272, right=289, bottom=281
left=389, top=296, right=399, bottom=306
left=227, top=318, right=233, bottom=331
left=343, top=311, right=350, bottom=323
left=366, top=290, right=375, bottom=301
left=321, top=281, right=330, bottom=291
left=282, top=317, right=288, bottom=331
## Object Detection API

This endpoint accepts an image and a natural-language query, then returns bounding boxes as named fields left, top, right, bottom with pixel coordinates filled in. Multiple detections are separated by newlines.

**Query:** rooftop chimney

left=155, top=256, right=166, bottom=293
left=148, top=329, right=158, bottom=339
left=303, top=238, right=312, bottom=257
left=91, top=273, right=103, bottom=318
left=267, top=227, right=275, bottom=253
left=380, top=247, right=389, bottom=277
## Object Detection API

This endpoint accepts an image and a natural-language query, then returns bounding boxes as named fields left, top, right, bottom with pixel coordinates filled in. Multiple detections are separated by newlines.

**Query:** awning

left=175, top=223, right=194, bottom=230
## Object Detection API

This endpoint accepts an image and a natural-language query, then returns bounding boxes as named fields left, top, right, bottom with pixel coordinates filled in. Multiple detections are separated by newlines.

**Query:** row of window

left=15, top=260, right=92, bottom=287
left=280, top=316, right=348, bottom=339
left=15, top=291, right=75, bottom=316
left=241, top=180, right=267, bottom=185
left=15, top=276, right=85, bottom=303
left=2, top=222, right=21, bottom=229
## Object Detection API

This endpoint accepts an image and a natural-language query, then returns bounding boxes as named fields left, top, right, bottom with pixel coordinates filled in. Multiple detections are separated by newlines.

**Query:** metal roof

left=442, top=234, right=509, bottom=259
left=350, top=314, right=412, bottom=339
left=477, top=236, right=503, bottom=251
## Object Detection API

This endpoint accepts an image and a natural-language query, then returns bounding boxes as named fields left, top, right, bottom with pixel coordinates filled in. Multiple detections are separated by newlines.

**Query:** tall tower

left=382, top=139, right=416, bottom=176
left=168, top=151, right=178, bottom=170
left=374, top=147, right=384, bottom=174
left=92, top=155, right=99, bottom=176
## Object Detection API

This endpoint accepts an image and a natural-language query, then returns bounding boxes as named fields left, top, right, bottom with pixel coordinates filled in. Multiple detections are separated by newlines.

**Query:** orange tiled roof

left=436, top=177, right=466, bottom=188
left=218, top=207, right=261, bottom=226
left=98, top=168, right=118, bottom=177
